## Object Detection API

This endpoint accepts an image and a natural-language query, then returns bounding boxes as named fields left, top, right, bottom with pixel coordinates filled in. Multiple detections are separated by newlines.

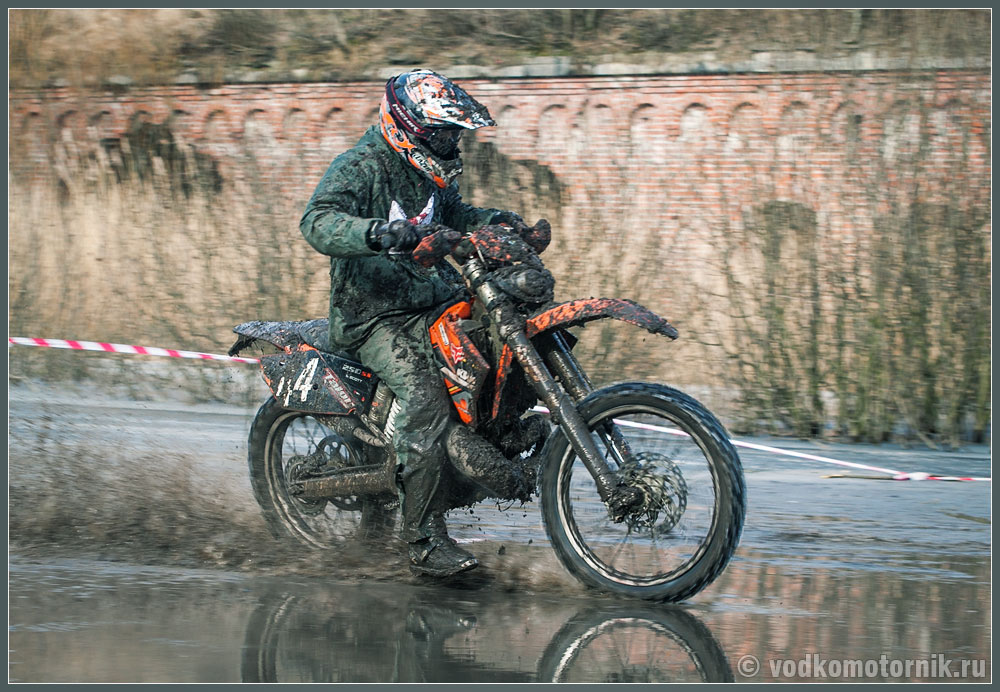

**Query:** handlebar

left=411, top=226, right=465, bottom=267
left=410, top=219, right=551, bottom=268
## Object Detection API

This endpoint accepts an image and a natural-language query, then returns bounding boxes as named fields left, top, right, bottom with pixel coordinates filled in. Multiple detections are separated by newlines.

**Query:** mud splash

left=9, top=447, right=583, bottom=597
left=7, top=388, right=582, bottom=597
left=9, top=381, right=992, bottom=594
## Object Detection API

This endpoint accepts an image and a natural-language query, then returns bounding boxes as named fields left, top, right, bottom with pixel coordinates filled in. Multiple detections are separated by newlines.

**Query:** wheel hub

left=286, top=434, right=363, bottom=513
left=286, top=455, right=329, bottom=515
left=615, top=452, right=688, bottom=532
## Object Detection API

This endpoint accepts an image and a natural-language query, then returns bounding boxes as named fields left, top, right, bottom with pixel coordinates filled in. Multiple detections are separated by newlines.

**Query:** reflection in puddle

left=240, top=584, right=732, bottom=683
left=706, top=552, right=992, bottom=682
left=8, top=555, right=731, bottom=683
left=8, top=551, right=991, bottom=683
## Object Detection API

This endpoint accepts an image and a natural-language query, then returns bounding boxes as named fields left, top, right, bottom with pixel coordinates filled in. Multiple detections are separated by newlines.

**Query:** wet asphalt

left=7, top=384, right=991, bottom=683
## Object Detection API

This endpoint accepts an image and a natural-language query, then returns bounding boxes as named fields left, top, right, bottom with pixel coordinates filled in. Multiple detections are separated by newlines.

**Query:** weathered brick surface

left=11, top=69, right=990, bottom=320
left=7, top=71, right=991, bottom=430
left=11, top=72, right=990, bottom=208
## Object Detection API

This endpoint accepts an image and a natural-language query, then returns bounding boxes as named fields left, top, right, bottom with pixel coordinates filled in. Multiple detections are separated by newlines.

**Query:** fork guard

left=526, top=298, right=679, bottom=340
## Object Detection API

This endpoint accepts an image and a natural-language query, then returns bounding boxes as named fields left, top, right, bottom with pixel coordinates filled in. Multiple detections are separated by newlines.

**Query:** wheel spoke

left=607, top=531, right=632, bottom=567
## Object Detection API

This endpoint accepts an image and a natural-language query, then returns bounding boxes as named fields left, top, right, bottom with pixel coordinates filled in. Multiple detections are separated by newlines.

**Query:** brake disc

left=618, top=452, right=688, bottom=533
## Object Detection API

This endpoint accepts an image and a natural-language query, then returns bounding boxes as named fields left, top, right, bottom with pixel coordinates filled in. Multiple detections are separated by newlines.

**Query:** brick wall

left=10, top=71, right=991, bottom=311
left=10, top=71, right=990, bottom=212
left=7, top=71, right=992, bottom=431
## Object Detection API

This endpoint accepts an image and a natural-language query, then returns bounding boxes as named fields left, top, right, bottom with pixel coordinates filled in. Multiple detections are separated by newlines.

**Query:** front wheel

left=540, top=383, right=746, bottom=602
left=248, top=397, right=397, bottom=549
left=536, top=605, right=733, bottom=682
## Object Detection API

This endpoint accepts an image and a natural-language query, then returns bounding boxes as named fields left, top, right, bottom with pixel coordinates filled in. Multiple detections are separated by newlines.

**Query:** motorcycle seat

left=297, top=319, right=359, bottom=362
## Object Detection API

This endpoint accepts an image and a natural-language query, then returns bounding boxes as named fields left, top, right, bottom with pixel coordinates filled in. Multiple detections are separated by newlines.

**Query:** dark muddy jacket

left=301, top=126, right=503, bottom=349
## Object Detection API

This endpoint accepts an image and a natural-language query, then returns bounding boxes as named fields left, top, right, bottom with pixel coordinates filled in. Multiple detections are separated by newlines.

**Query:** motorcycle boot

left=407, top=513, right=479, bottom=577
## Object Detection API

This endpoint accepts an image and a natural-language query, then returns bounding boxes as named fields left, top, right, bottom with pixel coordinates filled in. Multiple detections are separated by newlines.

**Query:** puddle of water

left=7, top=550, right=991, bottom=683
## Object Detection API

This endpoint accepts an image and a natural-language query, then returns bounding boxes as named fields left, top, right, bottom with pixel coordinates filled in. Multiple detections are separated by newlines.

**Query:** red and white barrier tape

left=8, top=337, right=260, bottom=364
left=530, top=407, right=990, bottom=482
left=9, top=337, right=989, bottom=483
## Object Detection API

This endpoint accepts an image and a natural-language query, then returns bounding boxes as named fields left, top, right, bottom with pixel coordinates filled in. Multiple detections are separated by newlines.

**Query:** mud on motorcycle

left=230, top=220, right=746, bottom=602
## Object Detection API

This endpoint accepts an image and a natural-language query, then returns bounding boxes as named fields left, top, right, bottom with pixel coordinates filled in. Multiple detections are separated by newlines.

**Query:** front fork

left=541, top=330, right=635, bottom=469
left=463, top=260, right=638, bottom=513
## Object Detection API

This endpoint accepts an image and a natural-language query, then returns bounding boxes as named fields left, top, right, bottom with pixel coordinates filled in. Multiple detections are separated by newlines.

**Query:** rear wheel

left=540, top=383, right=745, bottom=602
left=248, top=397, right=397, bottom=548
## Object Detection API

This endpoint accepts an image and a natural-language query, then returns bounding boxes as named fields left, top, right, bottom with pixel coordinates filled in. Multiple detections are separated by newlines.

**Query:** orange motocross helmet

left=379, top=69, right=495, bottom=188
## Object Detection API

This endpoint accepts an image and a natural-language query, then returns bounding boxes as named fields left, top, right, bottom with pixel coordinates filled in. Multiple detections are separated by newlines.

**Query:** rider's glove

left=368, top=219, right=421, bottom=252
left=489, top=211, right=524, bottom=228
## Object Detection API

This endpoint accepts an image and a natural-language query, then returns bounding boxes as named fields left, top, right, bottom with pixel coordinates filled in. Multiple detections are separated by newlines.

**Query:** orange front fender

left=489, top=298, right=678, bottom=421
left=525, top=298, right=679, bottom=340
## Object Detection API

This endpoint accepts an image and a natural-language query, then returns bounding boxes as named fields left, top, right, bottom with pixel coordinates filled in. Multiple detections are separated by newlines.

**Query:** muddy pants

left=355, top=311, right=455, bottom=543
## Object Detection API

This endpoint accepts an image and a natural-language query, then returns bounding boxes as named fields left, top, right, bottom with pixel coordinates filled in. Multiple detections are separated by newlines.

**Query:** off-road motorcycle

left=230, top=220, right=746, bottom=602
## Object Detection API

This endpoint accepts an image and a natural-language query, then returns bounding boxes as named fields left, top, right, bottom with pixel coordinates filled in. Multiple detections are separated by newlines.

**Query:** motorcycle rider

left=300, top=69, right=543, bottom=577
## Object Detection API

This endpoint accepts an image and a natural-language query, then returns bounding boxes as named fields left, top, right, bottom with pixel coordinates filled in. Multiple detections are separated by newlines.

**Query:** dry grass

left=696, top=136, right=992, bottom=443
left=9, top=9, right=991, bottom=87
left=9, top=9, right=202, bottom=87
left=9, top=109, right=990, bottom=444
left=8, top=125, right=330, bottom=352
